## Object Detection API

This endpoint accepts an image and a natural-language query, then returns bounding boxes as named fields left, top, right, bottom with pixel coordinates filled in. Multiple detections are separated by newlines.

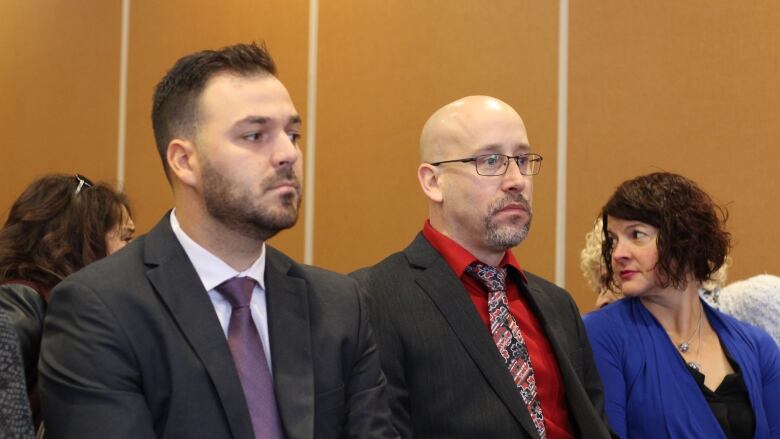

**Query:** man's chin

left=489, top=217, right=530, bottom=234
left=217, top=206, right=300, bottom=242
left=258, top=191, right=301, bottom=221
left=485, top=225, right=529, bottom=249
left=262, top=208, right=299, bottom=231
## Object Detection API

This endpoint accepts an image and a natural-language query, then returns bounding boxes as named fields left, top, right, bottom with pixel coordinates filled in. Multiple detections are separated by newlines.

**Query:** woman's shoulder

left=0, top=281, right=46, bottom=313
left=584, top=298, right=635, bottom=327
left=583, top=299, right=638, bottom=347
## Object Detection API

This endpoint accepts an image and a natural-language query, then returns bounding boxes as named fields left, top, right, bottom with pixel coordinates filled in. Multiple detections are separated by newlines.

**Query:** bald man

left=352, top=96, right=613, bottom=438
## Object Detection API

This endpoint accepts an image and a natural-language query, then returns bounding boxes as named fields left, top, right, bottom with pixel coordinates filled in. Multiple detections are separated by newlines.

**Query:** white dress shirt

left=170, top=210, right=273, bottom=371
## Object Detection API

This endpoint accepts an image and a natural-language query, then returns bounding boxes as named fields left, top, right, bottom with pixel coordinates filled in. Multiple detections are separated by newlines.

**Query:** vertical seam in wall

left=303, top=0, right=319, bottom=265
left=116, top=0, right=130, bottom=190
left=555, top=0, right=569, bottom=287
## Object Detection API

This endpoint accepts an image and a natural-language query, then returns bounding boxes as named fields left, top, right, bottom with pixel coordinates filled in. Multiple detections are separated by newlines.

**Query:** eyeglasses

left=74, top=173, right=94, bottom=195
left=429, top=153, right=543, bottom=176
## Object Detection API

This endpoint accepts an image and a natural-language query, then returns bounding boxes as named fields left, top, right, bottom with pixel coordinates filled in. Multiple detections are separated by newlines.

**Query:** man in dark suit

left=39, top=43, right=396, bottom=439
left=352, top=96, right=612, bottom=438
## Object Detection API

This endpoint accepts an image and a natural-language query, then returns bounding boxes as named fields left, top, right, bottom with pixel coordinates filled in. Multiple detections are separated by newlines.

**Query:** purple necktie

left=216, top=276, right=284, bottom=439
left=466, top=262, right=547, bottom=439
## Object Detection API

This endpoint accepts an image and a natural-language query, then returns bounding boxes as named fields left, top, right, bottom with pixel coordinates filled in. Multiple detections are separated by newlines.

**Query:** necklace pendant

left=678, top=342, right=689, bottom=353
left=687, top=361, right=700, bottom=371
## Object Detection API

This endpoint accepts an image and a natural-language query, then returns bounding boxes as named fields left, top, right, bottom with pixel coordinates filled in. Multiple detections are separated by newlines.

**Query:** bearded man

left=352, top=96, right=613, bottom=439
left=39, top=43, right=396, bottom=439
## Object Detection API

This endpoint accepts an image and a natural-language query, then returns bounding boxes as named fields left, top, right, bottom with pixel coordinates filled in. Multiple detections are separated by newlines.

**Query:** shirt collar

left=422, top=219, right=527, bottom=282
left=170, top=210, right=266, bottom=292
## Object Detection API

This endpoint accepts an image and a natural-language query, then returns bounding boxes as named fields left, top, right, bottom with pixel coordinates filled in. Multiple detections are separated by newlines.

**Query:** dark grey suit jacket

left=0, top=310, right=35, bottom=438
left=0, top=283, right=45, bottom=394
left=39, top=215, right=396, bottom=439
left=352, top=234, right=613, bottom=439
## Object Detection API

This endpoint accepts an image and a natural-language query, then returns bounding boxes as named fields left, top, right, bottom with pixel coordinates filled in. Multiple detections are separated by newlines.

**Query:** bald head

left=419, top=96, right=528, bottom=163
left=416, top=95, right=534, bottom=265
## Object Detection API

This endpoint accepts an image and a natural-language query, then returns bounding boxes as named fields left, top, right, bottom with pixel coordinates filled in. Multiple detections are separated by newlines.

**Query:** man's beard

left=201, top=160, right=301, bottom=242
left=483, top=195, right=532, bottom=249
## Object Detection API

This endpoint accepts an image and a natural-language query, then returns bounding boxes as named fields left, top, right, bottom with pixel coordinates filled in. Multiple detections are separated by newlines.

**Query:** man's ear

left=167, top=139, right=199, bottom=187
left=418, top=163, right=443, bottom=203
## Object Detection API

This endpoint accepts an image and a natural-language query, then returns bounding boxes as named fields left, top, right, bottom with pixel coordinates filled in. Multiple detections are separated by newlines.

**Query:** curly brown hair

left=601, top=172, right=730, bottom=291
left=0, top=174, right=132, bottom=291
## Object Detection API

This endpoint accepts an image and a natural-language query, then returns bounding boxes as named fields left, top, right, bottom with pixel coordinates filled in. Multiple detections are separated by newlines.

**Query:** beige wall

left=2, top=1, right=779, bottom=313
left=0, top=1, right=121, bottom=206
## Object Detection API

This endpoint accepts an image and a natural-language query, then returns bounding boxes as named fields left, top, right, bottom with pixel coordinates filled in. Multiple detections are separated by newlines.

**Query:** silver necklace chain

left=676, top=302, right=703, bottom=353
left=675, top=302, right=704, bottom=371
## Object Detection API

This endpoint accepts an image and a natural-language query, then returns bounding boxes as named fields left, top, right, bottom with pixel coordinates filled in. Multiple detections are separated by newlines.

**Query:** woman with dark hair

left=580, top=216, right=730, bottom=310
left=0, top=173, right=134, bottom=428
left=584, top=172, right=780, bottom=438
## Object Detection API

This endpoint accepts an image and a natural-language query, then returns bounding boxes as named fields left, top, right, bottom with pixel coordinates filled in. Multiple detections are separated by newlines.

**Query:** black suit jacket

left=351, top=234, right=612, bottom=439
left=39, top=215, right=397, bottom=439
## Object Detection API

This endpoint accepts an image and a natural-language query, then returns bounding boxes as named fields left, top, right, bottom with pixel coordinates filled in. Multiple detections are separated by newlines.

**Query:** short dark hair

left=601, top=172, right=730, bottom=291
left=0, top=174, right=132, bottom=290
left=151, top=42, right=277, bottom=178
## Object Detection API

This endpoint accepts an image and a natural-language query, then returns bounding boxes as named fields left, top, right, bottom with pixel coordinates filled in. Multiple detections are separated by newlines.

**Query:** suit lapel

left=521, top=281, right=568, bottom=357
left=521, top=280, right=574, bottom=380
left=265, top=247, right=314, bottom=439
left=521, top=279, right=596, bottom=434
left=406, top=235, right=540, bottom=438
left=144, top=216, right=254, bottom=438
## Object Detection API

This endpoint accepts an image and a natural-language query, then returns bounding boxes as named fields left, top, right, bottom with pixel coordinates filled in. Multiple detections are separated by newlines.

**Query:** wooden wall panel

left=314, top=0, right=561, bottom=276
left=6, top=1, right=778, bottom=312
left=124, top=0, right=310, bottom=260
left=0, top=1, right=120, bottom=218
left=567, top=2, right=780, bottom=313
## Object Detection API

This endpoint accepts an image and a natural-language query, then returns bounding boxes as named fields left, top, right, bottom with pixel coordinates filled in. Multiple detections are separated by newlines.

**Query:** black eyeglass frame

left=428, top=153, right=543, bottom=176
left=74, top=173, right=94, bottom=195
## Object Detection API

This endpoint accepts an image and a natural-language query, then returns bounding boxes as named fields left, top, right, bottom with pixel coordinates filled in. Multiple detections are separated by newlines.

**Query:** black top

left=686, top=348, right=755, bottom=439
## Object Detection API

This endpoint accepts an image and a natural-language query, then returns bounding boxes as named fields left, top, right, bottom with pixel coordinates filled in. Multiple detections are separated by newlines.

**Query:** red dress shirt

left=423, top=221, right=574, bottom=439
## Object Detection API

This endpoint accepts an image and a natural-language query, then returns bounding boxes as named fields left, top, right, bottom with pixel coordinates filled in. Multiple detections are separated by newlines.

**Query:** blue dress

left=584, top=297, right=780, bottom=438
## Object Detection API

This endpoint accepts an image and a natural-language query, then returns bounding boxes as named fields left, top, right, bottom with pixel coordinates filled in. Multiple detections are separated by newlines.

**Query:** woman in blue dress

left=584, top=172, right=780, bottom=438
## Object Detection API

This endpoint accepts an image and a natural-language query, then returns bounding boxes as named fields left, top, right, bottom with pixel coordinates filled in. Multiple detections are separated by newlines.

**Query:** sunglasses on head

left=74, top=173, right=94, bottom=195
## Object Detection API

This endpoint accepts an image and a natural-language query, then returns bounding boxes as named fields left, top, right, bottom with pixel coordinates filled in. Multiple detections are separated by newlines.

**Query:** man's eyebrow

left=236, top=116, right=270, bottom=125
left=477, top=142, right=531, bottom=153
left=235, top=115, right=302, bottom=126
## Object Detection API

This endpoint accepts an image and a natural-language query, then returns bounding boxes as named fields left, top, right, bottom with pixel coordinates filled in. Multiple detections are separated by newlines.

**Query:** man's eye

left=483, top=155, right=501, bottom=166
left=244, top=133, right=260, bottom=141
left=288, top=132, right=301, bottom=143
left=517, top=156, right=529, bottom=165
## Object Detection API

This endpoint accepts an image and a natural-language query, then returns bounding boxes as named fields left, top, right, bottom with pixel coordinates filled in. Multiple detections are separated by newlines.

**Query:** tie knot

left=215, top=276, right=256, bottom=308
left=466, top=262, right=507, bottom=293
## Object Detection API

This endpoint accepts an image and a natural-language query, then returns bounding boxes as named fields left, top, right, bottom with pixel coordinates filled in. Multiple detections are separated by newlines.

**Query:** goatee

left=484, top=194, right=532, bottom=249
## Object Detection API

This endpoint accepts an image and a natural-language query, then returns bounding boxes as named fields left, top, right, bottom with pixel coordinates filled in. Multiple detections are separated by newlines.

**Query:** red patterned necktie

left=216, top=276, right=284, bottom=439
left=466, top=262, right=546, bottom=439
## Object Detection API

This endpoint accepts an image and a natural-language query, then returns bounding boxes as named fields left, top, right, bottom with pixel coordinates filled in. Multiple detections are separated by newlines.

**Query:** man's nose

left=501, top=158, right=527, bottom=191
left=272, top=132, right=300, bottom=168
